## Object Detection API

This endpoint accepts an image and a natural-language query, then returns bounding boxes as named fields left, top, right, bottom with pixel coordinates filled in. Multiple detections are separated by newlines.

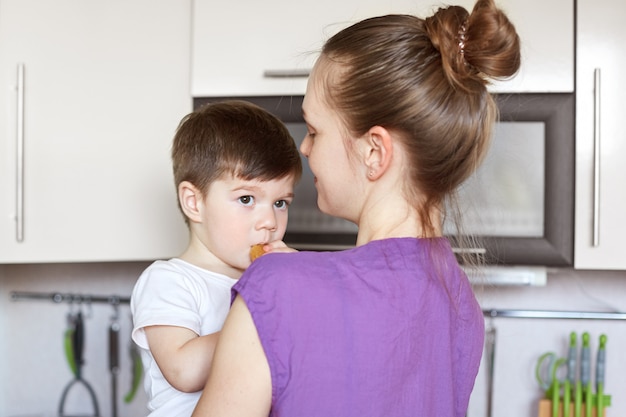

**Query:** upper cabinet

left=0, top=1, right=190, bottom=263
left=575, top=0, right=626, bottom=270
left=191, top=0, right=574, bottom=97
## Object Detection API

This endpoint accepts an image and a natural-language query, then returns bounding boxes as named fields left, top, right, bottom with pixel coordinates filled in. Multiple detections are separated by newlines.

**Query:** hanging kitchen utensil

left=64, top=306, right=78, bottom=378
left=109, top=303, right=120, bottom=417
left=58, top=309, right=101, bottom=417
left=124, top=341, right=143, bottom=404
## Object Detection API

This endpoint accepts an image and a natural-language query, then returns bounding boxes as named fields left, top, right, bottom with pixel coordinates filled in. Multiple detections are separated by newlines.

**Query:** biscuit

left=249, top=244, right=266, bottom=261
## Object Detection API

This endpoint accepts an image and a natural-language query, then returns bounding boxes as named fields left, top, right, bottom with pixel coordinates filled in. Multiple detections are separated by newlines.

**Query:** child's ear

left=364, top=125, right=393, bottom=181
left=178, top=181, right=203, bottom=223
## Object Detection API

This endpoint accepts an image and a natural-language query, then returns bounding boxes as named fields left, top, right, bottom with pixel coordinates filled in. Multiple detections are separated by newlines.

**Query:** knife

left=596, top=334, right=607, bottom=417
left=573, top=332, right=582, bottom=417
left=564, top=332, right=576, bottom=417
left=582, top=332, right=592, bottom=417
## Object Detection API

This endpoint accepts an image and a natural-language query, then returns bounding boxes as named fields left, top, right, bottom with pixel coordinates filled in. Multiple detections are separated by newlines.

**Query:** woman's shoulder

left=250, top=249, right=335, bottom=270
left=248, top=238, right=452, bottom=268
left=241, top=250, right=349, bottom=285
left=243, top=238, right=454, bottom=278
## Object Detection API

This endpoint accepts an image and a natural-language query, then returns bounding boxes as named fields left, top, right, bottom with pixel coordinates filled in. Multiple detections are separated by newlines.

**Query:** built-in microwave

left=194, top=93, right=574, bottom=267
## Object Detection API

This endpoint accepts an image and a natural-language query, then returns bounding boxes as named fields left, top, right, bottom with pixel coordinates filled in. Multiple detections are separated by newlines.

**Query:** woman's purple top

left=233, top=237, right=484, bottom=417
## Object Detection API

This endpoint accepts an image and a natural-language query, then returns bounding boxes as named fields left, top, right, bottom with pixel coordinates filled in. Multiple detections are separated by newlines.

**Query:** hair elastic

left=458, top=22, right=468, bottom=56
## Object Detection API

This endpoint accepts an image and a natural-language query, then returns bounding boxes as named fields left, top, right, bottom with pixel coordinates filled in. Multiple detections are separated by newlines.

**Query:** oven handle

left=592, top=68, right=601, bottom=247
left=16, top=63, right=25, bottom=243
left=263, top=69, right=310, bottom=78
left=452, top=247, right=487, bottom=255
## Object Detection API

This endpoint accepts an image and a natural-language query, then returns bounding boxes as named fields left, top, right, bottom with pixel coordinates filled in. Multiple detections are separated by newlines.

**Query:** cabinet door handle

left=263, top=69, right=310, bottom=78
left=592, top=68, right=601, bottom=247
left=16, top=63, right=25, bottom=243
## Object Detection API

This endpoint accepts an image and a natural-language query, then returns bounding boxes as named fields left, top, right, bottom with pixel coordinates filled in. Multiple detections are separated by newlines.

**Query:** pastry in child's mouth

left=249, top=244, right=266, bottom=261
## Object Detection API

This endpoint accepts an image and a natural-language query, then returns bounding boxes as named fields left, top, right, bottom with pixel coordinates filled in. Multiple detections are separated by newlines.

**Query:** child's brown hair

left=172, top=100, right=302, bottom=222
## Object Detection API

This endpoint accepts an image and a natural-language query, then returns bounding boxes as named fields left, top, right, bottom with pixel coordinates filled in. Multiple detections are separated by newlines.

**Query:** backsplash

left=1, top=263, right=625, bottom=417
left=0, top=262, right=151, bottom=417
left=468, top=268, right=626, bottom=417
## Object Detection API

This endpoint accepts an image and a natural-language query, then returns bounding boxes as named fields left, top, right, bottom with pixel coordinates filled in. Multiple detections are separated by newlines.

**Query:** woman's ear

left=178, top=181, right=203, bottom=223
left=364, top=125, right=393, bottom=181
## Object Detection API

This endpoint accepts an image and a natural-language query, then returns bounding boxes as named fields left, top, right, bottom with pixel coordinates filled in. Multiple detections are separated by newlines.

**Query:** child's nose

left=257, top=207, right=278, bottom=232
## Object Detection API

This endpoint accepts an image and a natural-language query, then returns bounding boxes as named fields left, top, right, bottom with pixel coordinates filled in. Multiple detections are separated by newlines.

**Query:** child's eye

left=274, top=200, right=289, bottom=209
left=306, top=131, right=316, bottom=139
left=238, top=195, right=254, bottom=206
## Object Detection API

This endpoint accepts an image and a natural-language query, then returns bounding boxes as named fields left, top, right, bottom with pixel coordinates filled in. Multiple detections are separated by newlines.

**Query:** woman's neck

left=355, top=196, right=442, bottom=246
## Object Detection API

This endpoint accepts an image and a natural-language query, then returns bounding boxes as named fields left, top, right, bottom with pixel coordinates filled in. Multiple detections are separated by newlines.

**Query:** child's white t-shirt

left=131, top=258, right=237, bottom=417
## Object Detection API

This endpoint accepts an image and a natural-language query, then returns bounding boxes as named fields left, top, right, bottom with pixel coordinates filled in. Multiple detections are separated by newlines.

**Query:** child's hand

left=265, top=240, right=298, bottom=255
left=250, top=241, right=298, bottom=261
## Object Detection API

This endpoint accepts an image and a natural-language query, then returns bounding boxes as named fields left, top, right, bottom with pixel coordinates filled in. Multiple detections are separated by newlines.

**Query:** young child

left=130, top=100, right=302, bottom=417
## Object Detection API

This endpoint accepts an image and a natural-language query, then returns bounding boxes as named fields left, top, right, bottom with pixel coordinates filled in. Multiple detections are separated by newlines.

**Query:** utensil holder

left=538, top=399, right=607, bottom=417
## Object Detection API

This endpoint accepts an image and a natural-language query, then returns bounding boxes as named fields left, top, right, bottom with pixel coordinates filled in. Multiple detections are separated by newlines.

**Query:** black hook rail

left=11, top=292, right=626, bottom=319
left=10, top=291, right=129, bottom=305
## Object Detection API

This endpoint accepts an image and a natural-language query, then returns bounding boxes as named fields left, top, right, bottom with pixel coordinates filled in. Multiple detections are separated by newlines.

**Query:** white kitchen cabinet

left=575, top=0, right=626, bottom=270
left=191, top=0, right=573, bottom=97
left=0, top=0, right=190, bottom=263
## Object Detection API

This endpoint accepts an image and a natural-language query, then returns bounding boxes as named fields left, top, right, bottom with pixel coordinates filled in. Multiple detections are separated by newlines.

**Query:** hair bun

left=425, top=0, right=521, bottom=91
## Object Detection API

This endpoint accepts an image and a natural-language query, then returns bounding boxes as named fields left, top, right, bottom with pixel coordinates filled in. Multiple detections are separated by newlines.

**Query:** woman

left=192, top=1, right=520, bottom=416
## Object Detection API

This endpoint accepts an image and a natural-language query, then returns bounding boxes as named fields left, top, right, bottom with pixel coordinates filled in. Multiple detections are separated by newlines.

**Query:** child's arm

left=145, top=325, right=219, bottom=393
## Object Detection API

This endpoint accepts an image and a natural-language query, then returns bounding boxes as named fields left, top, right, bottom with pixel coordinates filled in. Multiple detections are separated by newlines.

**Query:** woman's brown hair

left=319, top=0, right=520, bottom=246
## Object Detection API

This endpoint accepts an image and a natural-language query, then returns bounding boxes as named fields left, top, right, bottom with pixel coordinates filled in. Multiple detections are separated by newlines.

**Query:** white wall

left=1, top=263, right=625, bottom=417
